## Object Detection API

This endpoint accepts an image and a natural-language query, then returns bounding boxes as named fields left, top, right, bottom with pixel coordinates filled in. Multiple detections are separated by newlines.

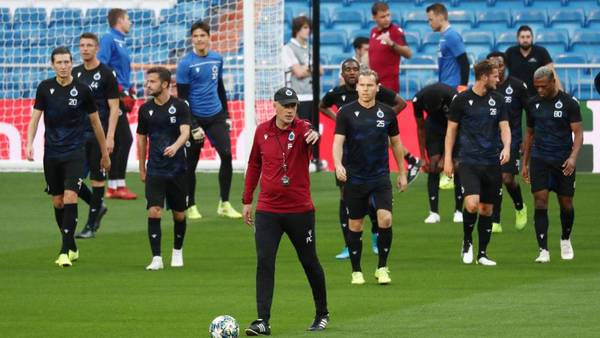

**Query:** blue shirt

left=98, top=28, right=132, bottom=91
left=176, top=50, right=224, bottom=118
left=438, top=27, right=465, bottom=88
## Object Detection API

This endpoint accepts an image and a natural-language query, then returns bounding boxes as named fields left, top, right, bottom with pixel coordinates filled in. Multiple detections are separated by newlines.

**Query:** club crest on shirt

left=505, top=85, right=513, bottom=95
left=555, top=100, right=563, bottom=109
left=93, top=72, right=101, bottom=81
left=488, top=97, right=496, bottom=107
left=288, top=131, right=295, bottom=141
left=70, top=88, right=78, bottom=97
left=168, top=106, right=176, bottom=114
left=376, top=109, right=384, bottom=118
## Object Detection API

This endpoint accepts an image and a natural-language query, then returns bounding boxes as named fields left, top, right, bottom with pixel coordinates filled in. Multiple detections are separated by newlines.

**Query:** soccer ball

left=209, top=315, right=239, bottom=338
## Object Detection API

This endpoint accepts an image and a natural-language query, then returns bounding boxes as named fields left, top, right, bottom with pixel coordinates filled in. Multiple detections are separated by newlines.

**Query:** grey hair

left=533, top=66, right=554, bottom=81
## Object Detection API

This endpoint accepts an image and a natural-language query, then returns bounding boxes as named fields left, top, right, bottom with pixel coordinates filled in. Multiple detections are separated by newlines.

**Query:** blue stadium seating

left=586, top=8, right=600, bottom=28
left=448, top=10, right=476, bottom=33
left=330, top=9, right=366, bottom=35
left=476, top=9, right=511, bottom=30
left=320, top=31, right=348, bottom=55
left=421, top=32, right=440, bottom=54
left=0, top=8, right=9, bottom=29
left=463, top=30, right=495, bottom=56
left=495, top=31, right=516, bottom=51
left=570, top=31, right=600, bottom=53
left=512, top=9, right=548, bottom=32
left=84, top=8, right=109, bottom=25
left=13, top=8, right=47, bottom=29
left=548, top=9, right=584, bottom=35
left=404, top=31, right=421, bottom=51
left=129, top=9, right=155, bottom=27
left=403, top=10, right=430, bottom=34
left=536, top=29, right=569, bottom=54
left=49, top=8, right=83, bottom=28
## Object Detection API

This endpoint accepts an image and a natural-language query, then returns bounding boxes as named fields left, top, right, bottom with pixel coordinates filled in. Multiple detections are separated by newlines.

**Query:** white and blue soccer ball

left=209, top=315, right=239, bottom=338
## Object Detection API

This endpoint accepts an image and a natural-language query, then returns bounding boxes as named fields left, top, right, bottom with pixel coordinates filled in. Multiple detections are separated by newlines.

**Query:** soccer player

left=73, top=32, right=120, bottom=239
left=320, top=58, right=410, bottom=259
left=137, top=67, right=191, bottom=270
left=486, top=52, right=529, bottom=233
left=176, top=20, right=241, bottom=219
left=98, top=8, right=137, bottom=200
left=333, top=69, right=408, bottom=285
left=338, top=37, right=369, bottom=85
left=413, top=83, right=464, bottom=224
left=444, top=60, right=511, bottom=266
left=505, top=25, right=562, bottom=96
left=522, top=66, right=583, bottom=263
left=26, top=47, right=110, bottom=267
left=368, top=1, right=412, bottom=94
left=242, top=87, right=328, bottom=335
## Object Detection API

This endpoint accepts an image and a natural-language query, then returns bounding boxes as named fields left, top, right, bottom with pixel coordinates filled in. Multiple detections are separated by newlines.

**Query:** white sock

left=108, top=180, right=118, bottom=189
left=117, top=179, right=125, bottom=187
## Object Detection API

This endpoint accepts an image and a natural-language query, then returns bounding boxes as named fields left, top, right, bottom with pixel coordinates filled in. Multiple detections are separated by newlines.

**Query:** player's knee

left=558, top=197, right=573, bottom=210
left=52, top=196, right=64, bottom=209
left=377, top=213, right=392, bottom=228
left=534, top=198, right=548, bottom=209
left=479, top=204, right=493, bottom=216
left=148, top=207, right=162, bottom=218
left=63, top=190, right=78, bottom=204
left=502, top=174, right=515, bottom=187
left=348, top=219, right=363, bottom=232
left=173, top=211, right=185, bottom=222
left=464, top=200, right=479, bottom=213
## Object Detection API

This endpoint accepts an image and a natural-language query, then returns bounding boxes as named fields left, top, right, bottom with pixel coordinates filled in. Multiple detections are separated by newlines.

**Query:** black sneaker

left=245, top=319, right=271, bottom=336
left=92, top=204, right=108, bottom=232
left=75, top=225, right=95, bottom=239
left=407, top=159, right=422, bottom=185
left=308, top=314, right=329, bottom=331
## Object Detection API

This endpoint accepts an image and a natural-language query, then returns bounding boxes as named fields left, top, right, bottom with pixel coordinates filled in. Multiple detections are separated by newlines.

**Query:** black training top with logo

left=335, top=101, right=399, bottom=183
left=413, top=83, right=457, bottom=134
left=72, top=63, right=119, bottom=133
left=505, top=45, right=552, bottom=96
left=137, top=96, right=192, bottom=177
left=448, top=89, right=509, bottom=165
left=525, top=90, right=581, bottom=163
left=34, top=78, right=98, bottom=159
left=322, top=84, right=396, bottom=109
left=495, top=76, right=529, bottom=150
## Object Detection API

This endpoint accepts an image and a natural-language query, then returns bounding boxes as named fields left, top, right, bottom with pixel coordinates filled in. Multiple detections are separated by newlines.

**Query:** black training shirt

left=72, top=63, right=119, bottom=133
left=413, top=83, right=457, bottom=134
left=495, top=76, right=529, bottom=150
left=505, top=45, right=552, bottom=96
left=322, top=84, right=397, bottom=109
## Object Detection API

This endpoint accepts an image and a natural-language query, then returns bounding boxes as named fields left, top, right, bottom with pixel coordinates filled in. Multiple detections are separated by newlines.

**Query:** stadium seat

left=320, top=31, right=349, bottom=57
left=84, top=8, right=109, bottom=26
left=447, top=10, right=475, bottom=33
left=548, top=9, right=585, bottom=35
left=586, top=9, right=600, bottom=28
left=403, top=10, right=430, bottom=35
left=495, top=31, right=516, bottom=52
left=330, top=9, right=366, bottom=28
left=403, top=54, right=437, bottom=80
left=13, top=8, right=47, bottom=29
left=463, top=31, right=494, bottom=57
left=536, top=29, right=569, bottom=54
left=512, top=9, right=548, bottom=33
left=0, top=8, right=9, bottom=29
left=554, top=53, right=586, bottom=64
left=570, top=31, right=600, bottom=54
left=421, top=32, right=441, bottom=54
left=49, top=8, right=83, bottom=28
left=349, top=29, right=372, bottom=41
left=572, top=78, right=599, bottom=100
left=176, top=2, right=208, bottom=24
left=129, top=9, right=155, bottom=26
left=476, top=9, right=511, bottom=30
left=404, top=31, right=421, bottom=51
left=450, top=0, right=496, bottom=8
left=159, top=7, right=186, bottom=25
left=0, top=30, right=25, bottom=47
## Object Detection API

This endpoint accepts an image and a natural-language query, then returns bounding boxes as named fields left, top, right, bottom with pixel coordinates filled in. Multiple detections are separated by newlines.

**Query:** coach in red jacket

left=242, top=87, right=329, bottom=335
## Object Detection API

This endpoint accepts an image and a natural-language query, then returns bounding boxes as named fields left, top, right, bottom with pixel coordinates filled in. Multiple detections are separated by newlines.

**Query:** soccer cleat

left=116, top=187, right=137, bottom=200
left=145, top=256, right=164, bottom=270
left=92, top=204, right=108, bottom=232
left=535, top=249, right=550, bottom=263
left=351, top=271, right=365, bottom=285
left=186, top=205, right=203, bottom=220
left=407, top=159, right=422, bottom=185
left=374, top=267, right=391, bottom=284
left=492, top=222, right=503, bottom=233
left=217, top=201, right=242, bottom=219
left=560, top=239, right=574, bottom=260
left=424, top=212, right=441, bottom=223
left=55, top=254, right=72, bottom=267
left=453, top=210, right=463, bottom=223
left=515, top=205, right=528, bottom=230
left=171, top=249, right=184, bottom=267
left=308, top=314, right=329, bottom=331
left=105, top=188, right=118, bottom=199
left=477, top=256, right=497, bottom=266
left=335, top=246, right=349, bottom=260
left=68, top=250, right=79, bottom=262
left=75, top=225, right=95, bottom=239
left=371, top=233, right=379, bottom=255
left=439, top=173, right=454, bottom=190
left=461, top=241, right=473, bottom=264
left=245, top=319, right=271, bottom=336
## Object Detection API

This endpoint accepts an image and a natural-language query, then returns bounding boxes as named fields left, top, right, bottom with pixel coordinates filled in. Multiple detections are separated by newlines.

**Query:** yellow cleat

left=351, top=271, right=365, bottom=285
left=68, top=250, right=79, bottom=262
left=217, top=201, right=242, bottom=219
left=374, top=267, right=391, bottom=284
left=439, top=173, right=455, bottom=190
left=515, top=205, right=527, bottom=230
left=55, top=254, right=72, bottom=267
left=492, top=222, right=503, bottom=233
left=186, top=205, right=203, bottom=220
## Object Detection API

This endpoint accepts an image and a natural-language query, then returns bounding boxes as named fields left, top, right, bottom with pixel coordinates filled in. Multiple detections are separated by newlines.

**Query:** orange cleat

left=116, top=187, right=137, bottom=200
left=105, top=188, right=119, bottom=199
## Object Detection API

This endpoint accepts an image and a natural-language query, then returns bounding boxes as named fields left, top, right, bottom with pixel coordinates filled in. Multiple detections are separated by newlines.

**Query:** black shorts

left=84, top=136, right=106, bottom=181
left=501, top=149, right=521, bottom=175
left=425, top=131, right=445, bottom=158
left=458, top=164, right=501, bottom=204
left=190, top=111, right=232, bottom=156
left=43, top=150, right=85, bottom=196
left=344, top=177, right=393, bottom=219
left=530, top=157, right=576, bottom=197
left=145, top=174, right=189, bottom=211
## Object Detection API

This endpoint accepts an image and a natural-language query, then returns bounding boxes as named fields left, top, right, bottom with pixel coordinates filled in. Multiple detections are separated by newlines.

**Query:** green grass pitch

left=1, top=172, right=599, bottom=337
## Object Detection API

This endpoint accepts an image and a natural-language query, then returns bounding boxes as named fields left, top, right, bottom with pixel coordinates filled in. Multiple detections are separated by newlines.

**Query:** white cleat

left=424, top=212, right=441, bottom=223
left=453, top=210, right=463, bottom=223
left=535, top=249, right=550, bottom=263
left=171, top=249, right=184, bottom=267
left=477, top=256, right=497, bottom=266
left=146, top=256, right=164, bottom=270
left=560, top=239, right=574, bottom=260
left=461, top=241, right=473, bottom=264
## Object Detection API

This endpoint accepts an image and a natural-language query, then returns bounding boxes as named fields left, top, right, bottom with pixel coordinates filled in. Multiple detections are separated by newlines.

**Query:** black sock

left=560, top=207, right=574, bottom=240
left=492, top=188, right=502, bottom=223
left=54, top=207, right=64, bottom=231
left=368, top=204, right=378, bottom=234
left=377, top=227, right=392, bottom=268
left=219, top=153, right=233, bottom=202
left=338, top=200, right=349, bottom=246
left=506, top=182, right=524, bottom=210
left=428, top=172, right=440, bottom=213
left=86, top=186, right=104, bottom=227
left=404, top=153, right=417, bottom=165
left=454, top=172, right=463, bottom=211
left=148, top=218, right=162, bottom=256
left=534, top=209, right=549, bottom=250
left=174, top=218, right=186, bottom=250
left=477, top=215, right=493, bottom=258
left=61, top=204, right=78, bottom=254
left=347, top=230, right=363, bottom=272
left=79, top=182, right=92, bottom=205
left=463, top=209, right=477, bottom=243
